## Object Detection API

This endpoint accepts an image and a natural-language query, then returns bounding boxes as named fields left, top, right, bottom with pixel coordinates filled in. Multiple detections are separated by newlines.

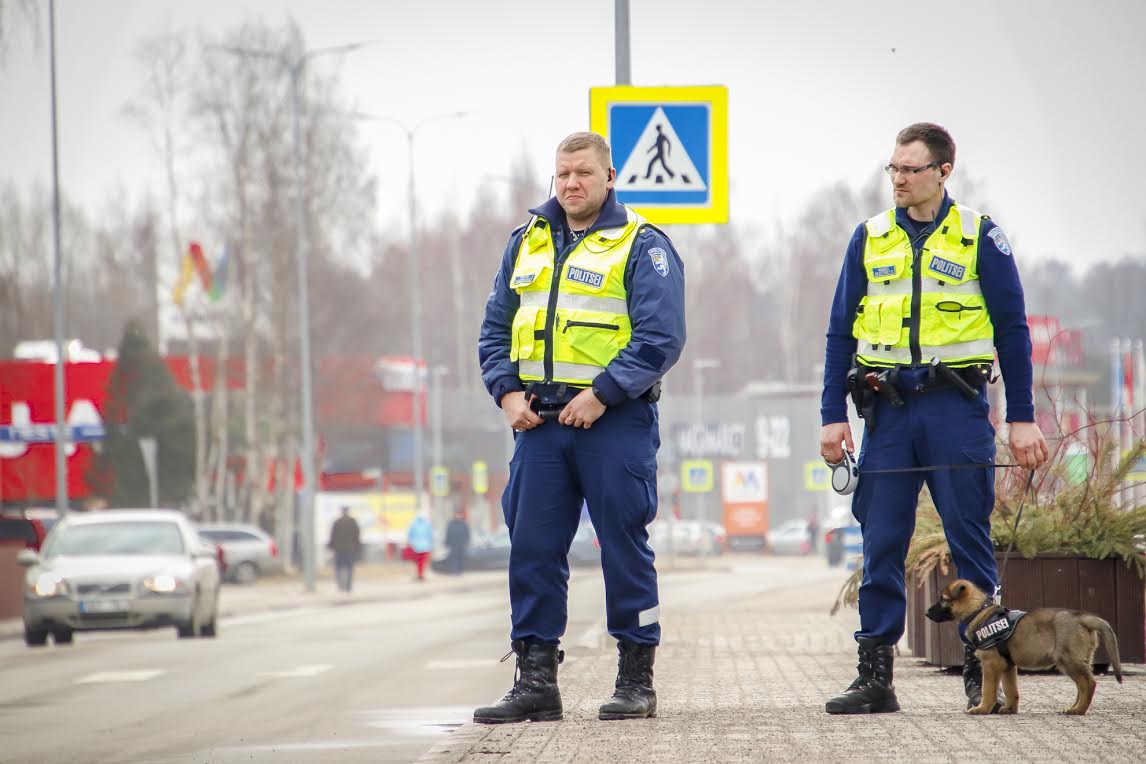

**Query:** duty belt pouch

left=640, top=380, right=663, bottom=403
left=525, top=382, right=568, bottom=418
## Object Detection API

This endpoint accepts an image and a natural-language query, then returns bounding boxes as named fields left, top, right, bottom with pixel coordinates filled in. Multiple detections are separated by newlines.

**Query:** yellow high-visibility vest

left=854, top=203, right=995, bottom=368
left=509, top=207, right=644, bottom=385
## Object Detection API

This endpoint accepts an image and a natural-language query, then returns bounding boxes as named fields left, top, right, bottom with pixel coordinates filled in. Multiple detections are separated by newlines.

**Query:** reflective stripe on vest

left=853, top=202, right=996, bottom=368
left=508, top=207, right=642, bottom=385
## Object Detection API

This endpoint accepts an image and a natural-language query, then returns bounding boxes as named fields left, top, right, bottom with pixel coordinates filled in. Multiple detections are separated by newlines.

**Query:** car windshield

left=43, top=521, right=185, bottom=557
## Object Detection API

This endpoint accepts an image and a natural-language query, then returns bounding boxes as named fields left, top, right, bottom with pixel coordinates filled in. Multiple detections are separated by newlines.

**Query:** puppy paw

left=967, top=705, right=993, bottom=715
left=1062, top=708, right=1086, bottom=716
left=998, top=705, right=1018, bottom=715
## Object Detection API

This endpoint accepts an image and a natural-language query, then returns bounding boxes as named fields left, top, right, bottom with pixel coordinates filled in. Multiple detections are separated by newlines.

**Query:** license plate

left=79, top=600, right=128, bottom=614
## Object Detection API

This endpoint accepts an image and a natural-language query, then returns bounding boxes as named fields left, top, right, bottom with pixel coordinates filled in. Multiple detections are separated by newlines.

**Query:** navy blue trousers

left=502, top=398, right=661, bottom=645
left=852, top=368, right=998, bottom=645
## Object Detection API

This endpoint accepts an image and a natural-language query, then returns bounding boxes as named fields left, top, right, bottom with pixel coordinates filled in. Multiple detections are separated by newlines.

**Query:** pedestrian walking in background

left=406, top=513, right=434, bottom=581
left=806, top=509, right=820, bottom=554
left=327, top=506, right=361, bottom=593
left=475, top=131, right=686, bottom=724
left=443, top=509, right=471, bottom=575
left=820, top=122, right=1049, bottom=715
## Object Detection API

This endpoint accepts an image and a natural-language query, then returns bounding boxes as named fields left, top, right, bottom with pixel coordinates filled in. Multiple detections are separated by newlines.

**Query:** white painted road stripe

left=424, top=656, right=576, bottom=671
left=75, top=670, right=164, bottom=684
left=257, top=664, right=332, bottom=679
left=577, top=620, right=606, bottom=649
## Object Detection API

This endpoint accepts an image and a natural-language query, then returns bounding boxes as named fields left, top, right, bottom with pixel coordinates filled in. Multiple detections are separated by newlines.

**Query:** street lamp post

left=49, top=0, right=68, bottom=516
left=366, top=112, right=468, bottom=514
left=213, top=41, right=369, bottom=591
left=430, top=365, right=449, bottom=530
left=692, top=358, right=721, bottom=524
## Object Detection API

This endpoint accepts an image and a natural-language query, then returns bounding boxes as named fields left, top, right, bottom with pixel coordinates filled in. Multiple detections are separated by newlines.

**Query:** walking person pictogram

left=643, top=124, right=674, bottom=183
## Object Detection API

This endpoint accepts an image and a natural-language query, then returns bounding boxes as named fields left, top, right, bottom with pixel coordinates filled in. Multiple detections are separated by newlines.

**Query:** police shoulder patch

left=648, top=247, right=669, bottom=277
left=511, top=273, right=536, bottom=288
left=988, top=226, right=1012, bottom=256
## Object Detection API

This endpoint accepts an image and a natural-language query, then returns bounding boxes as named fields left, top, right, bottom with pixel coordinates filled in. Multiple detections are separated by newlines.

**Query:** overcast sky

left=2, top=0, right=1144, bottom=267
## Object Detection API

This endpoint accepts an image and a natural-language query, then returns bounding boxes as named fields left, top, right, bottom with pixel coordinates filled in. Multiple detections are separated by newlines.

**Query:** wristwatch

left=591, top=385, right=609, bottom=406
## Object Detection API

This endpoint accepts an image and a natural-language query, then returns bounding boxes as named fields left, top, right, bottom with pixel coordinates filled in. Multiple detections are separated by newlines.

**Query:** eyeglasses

left=884, top=162, right=940, bottom=178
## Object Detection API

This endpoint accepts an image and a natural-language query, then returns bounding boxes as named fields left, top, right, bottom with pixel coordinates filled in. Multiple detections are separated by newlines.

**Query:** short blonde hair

left=557, top=131, right=612, bottom=170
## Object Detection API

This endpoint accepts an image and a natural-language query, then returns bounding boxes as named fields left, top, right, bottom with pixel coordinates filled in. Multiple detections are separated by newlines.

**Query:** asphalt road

left=0, top=556, right=844, bottom=763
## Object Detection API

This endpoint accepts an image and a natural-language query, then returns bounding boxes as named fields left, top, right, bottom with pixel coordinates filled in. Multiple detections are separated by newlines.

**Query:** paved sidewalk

left=420, top=570, right=1146, bottom=764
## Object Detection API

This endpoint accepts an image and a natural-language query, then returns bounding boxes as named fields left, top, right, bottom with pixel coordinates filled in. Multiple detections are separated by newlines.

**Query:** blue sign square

left=609, top=103, right=710, bottom=206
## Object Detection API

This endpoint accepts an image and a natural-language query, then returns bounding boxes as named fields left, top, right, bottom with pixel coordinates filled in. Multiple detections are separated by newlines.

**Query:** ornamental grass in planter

left=831, top=432, right=1146, bottom=664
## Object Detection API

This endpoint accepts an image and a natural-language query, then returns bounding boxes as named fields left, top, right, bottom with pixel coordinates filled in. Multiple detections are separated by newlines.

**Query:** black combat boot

left=825, top=637, right=900, bottom=714
left=599, top=640, right=657, bottom=720
left=963, top=642, right=1002, bottom=713
left=473, top=640, right=563, bottom=724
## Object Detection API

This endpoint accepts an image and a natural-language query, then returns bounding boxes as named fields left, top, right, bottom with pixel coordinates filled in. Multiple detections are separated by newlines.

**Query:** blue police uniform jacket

left=820, top=191, right=1035, bottom=426
left=479, top=189, right=686, bottom=404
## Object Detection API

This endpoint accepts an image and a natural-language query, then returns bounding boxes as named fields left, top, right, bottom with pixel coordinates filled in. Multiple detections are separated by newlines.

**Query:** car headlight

left=143, top=574, right=187, bottom=594
left=29, top=572, right=68, bottom=598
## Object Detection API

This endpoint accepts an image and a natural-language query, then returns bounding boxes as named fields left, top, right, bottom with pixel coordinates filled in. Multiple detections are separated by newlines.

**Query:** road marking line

left=577, top=620, right=606, bottom=649
left=75, top=670, right=164, bottom=684
left=258, top=664, right=332, bottom=679
left=424, top=656, right=576, bottom=671
left=424, top=659, right=499, bottom=670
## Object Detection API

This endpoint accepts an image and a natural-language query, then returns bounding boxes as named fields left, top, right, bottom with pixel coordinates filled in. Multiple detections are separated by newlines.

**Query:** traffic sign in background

left=590, top=85, right=728, bottom=224
left=681, top=459, right=714, bottom=493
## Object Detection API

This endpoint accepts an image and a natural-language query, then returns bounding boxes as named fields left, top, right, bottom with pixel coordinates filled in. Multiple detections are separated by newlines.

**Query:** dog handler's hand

left=1009, top=421, right=1049, bottom=470
left=820, top=422, right=854, bottom=464
left=558, top=388, right=606, bottom=429
left=501, top=391, right=543, bottom=432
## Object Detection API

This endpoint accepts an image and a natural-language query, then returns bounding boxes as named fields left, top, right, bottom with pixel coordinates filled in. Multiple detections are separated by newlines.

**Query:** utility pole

left=615, top=0, right=631, bottom=85
left=213, top=40, right=369, bottom=591
left=49, top=0, right=68, bottom=515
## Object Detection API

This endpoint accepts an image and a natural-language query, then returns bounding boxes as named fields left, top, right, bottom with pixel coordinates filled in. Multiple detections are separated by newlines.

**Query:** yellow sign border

left=681, top=459, right=715, bottom=493
left=589, top=85, right=728, bottom=225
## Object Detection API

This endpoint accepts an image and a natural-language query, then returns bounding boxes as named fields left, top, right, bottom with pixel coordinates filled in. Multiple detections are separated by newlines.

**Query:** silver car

left=196, top=523, right=280, bottom=584
left=18, top=509, right=221, bottom=647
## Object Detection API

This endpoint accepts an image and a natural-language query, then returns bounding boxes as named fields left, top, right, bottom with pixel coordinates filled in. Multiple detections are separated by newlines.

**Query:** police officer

left=475, top=131, right=685, bottom=724
left=820, top=123, right=1049, bottom=714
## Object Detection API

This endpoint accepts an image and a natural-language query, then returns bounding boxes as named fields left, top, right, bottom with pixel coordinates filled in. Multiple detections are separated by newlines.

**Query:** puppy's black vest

left=963, top=605, right=1027, bottom=666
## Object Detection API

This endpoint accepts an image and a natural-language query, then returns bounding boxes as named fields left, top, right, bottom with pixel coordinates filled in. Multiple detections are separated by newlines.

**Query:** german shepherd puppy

left=927, top=579, right=1123, bottom=715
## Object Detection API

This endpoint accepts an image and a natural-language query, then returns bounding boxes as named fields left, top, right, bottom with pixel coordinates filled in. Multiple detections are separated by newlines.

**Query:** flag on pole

left=209, top=247, right=229, bottom=302
left=190, top=242, right=213, bottom=295
left=171, top=242, right=198, bottom=308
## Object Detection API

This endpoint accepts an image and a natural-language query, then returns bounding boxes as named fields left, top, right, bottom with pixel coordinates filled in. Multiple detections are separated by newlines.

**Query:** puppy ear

left=951, top=581, right=967, bottom=599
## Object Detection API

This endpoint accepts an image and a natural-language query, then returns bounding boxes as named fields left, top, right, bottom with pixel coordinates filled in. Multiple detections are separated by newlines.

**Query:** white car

left=766, top=518, right=813, bottom=555
left=18, top=509, right=221, bottom=647
left=197, top=523, right=281, bottom=584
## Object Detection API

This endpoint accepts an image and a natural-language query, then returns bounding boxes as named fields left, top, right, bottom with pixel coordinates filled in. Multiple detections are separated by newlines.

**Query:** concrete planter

left=906, top=552, right=1145, bottom=668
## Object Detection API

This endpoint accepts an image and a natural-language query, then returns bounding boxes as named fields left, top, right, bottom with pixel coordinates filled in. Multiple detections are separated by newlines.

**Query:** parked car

left=18, top=509, right=221, bottom=647
left=436, top=522, right=601, bottom=572
left=648, top=520, right=726, bottom=556
left=766, top=518, right=812, bottom=555
left=197, top=523, right=280, bottom=584
left=0, top=507, right=60, bottom=551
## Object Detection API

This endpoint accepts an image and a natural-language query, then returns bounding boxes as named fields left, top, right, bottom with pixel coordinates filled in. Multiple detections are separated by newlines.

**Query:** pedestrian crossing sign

left=681, top=459, right=715, bottom=493
left=590, top=85, right=728, bottom=224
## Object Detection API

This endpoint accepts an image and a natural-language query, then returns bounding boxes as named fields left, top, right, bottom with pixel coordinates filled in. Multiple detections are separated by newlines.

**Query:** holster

left=846, top=366, right=878, bottom=431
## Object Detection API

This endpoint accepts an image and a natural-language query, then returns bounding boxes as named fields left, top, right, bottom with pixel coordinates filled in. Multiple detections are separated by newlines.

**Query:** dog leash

left=998, top=469, right=1037, bottom=589
left=828, top=454, right=1037, bottom=590
left=858, top=462, right=1020, bottom=474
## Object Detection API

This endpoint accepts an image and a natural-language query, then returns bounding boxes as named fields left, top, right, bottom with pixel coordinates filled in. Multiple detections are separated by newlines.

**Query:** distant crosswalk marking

left=258, top=664, right=332, bottom=679
left=75, top=670, right=164, bottom=684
